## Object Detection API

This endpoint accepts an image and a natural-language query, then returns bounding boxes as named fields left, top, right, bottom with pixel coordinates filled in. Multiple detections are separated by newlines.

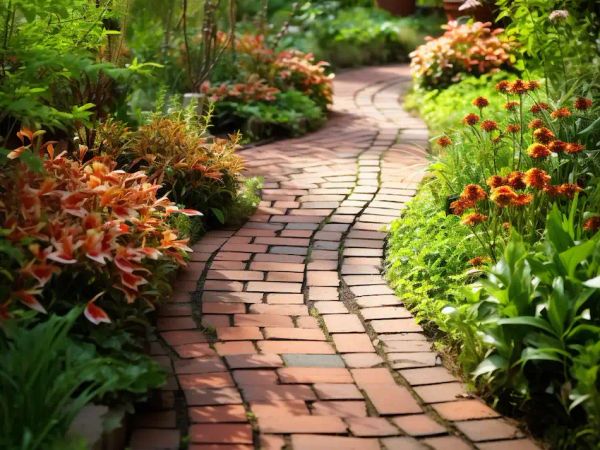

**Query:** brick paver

left=129, top=65, right=540, bottom=449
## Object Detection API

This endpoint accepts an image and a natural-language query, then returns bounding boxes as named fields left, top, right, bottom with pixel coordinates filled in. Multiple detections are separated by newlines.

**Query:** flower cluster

left=201, top=75, right=280, bottom=103
left=2, top=130, right=198, bottom=323
left=410, top=21, right=514, bottom=89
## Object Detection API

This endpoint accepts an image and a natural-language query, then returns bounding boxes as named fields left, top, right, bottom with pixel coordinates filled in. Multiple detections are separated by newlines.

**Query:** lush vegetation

left=387, top=2, right=600, bottom=448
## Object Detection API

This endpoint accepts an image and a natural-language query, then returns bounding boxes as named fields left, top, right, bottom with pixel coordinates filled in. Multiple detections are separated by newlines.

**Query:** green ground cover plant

left=388, top=1, right=600, bottom=447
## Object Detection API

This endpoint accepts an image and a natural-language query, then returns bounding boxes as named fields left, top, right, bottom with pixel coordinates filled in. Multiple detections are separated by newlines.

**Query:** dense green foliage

left=389, top=1, right=600, bottom=447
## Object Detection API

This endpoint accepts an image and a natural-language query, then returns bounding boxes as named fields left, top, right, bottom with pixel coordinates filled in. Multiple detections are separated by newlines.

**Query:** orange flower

left=549, top=140, right=567, bottom=153
left=543, top=185, right=561, bottom=197
left=526, top=80, right=541, bottom=91
left=574, top=97, right=593, bottom=111
left=524, top=168, right=551, bottom=189
left=437, top=136, right=452, bottom=147
left=551, top=107, right=571, bottom=119
left=558, top=183, right=583, bottom=199
left=486, top=175, right=506, bottom=189
left=468, top=256, right=491, bottom=266
left=463, top=113, right=480, bottom=126
left=481, top=120, right=499, bottom=132
left=504, top=101, right=519, bottom=111
left=506, top=171, right=526, bottom=190
left=506, top=124, right=521, bottom=134
left=450, top=198, right=475, bottom=215
left=528, top=119, right=544, bottom=130
left=491, top=186, right=518, bottom=207
left=502, top=222, right=511, bottom=230
left=509, top=80, right=528, bottom=95
left=512, top=193, right=533, bottom=206
left=461, top=213, right=488, bottom=226
left=530, top=102, right=550, bottom=114
left=496, top=80, right=511, bottom=93
left=472, top=97, right=489, bottom=108
left=565, top=143, right=585, bottom=154
left=527, top=143, right=551, bottom=158
left=533, top=127, right=555, bottom=144
left=583, top=216, right=600, bottom=232
left=461, top=184, right=487, bottom=202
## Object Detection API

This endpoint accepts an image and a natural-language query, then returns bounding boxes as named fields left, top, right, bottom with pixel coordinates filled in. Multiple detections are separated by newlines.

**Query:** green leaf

left=497, top=317, right=557, bottom=335
left=211, top=207, right=225, bottom=224
left=583, top=276, right=600, bottom=288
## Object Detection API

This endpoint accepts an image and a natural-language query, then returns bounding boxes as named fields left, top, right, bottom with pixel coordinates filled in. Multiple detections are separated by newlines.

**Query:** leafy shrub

left=0, top=309, right=165, bottom=450
left=410, top=21, right=515, bottom=89
left=1, top=130, right=196, bottom=322
left=213, top=90, right=325, bottom=141
left=445, top=208, right=600, bottom=448
left=97, top=106, right=244, bottom=226
left=386, top=188, right=478, bottom=343
left=404, top=71, right=516, bottom=137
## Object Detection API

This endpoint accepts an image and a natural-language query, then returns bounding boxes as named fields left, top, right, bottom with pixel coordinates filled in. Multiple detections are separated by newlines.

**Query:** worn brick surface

left=129, top=65, right=539, bottom=450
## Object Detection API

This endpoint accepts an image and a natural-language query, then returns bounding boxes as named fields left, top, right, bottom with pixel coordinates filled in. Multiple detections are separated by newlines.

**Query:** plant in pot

left=376, top=0, right=417, bottom=17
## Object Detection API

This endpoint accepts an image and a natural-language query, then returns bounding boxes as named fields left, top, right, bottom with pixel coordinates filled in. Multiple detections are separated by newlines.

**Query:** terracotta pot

left=443, top=0, right=495, bottom=22
left=376, top=0, right=416, bottom=17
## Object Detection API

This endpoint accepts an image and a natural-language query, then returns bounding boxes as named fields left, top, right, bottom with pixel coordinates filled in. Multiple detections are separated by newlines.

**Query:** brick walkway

left=129, top=65, right=540, bottom=450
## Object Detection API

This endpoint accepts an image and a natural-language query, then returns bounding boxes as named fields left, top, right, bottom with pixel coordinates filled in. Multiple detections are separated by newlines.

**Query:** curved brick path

left=130, top=66, right=540, bottom=450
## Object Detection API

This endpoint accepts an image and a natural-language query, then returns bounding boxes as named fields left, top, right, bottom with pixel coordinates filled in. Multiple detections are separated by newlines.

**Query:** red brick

left=178, top=372, right=235, bottom=389
left=249, top=304, right=309, bottom=315
left=158, top=304, right=193, bottom=316
left=307, top=271, right=340, bottom=287
left=173, top=343, right=217, bottom=359
left=371, top=319, right=423, bottom=333
left=308, top=260, right=339, bottom=270
left=314, top=383, right=363, bottom=400
left=201, top=315, right=230, bottom=328
left=241, top=384, right=316, bottom=402
left=255, top=237, right=310, bottom=246
left=202, top=292, right=263, bottom=304
left=250, top=262, right=305, bottom=272
left=206, top=270, right=264, bottom=281
left=308, top=286, right=339, bottom=301
left=421, top=436, right=471, bottom=450
left=174, top=358, right=227, bottom=374
left=234, top=314, right=294, bottom=328
left=476, top=439, right=542, bottom=450
left=232, top=369, right=279, bottom=385
left=203, top=280, right=244, bottom=292
left=314, top=301, right=349, bottom=314
left=343, top=353, right=384, bottom=368
left=391, top=414, right=447, bottom=436
left=263, top=327, right=326, bottom=341
left=346, top=417, right=399, bottom=436
left=202, top=303, right=246, bottom=314
left=361, top=306, right=412, bottom=320
left=216, top=327, right=263, bottom=341
left=225, top=354, right=283, bottom=369
left=333, top=333, right=375, bottom=353
left=266, top=271, right=303, bottom=282
left=455, top=418, right=524, bottom=441
left=266, top=293, right=304, bottom=304
left=188, top=405, right=248, bottom=423
left=312, top=400, right=367, bottom=417
left=257, top=415, right=346, bottom=434
left=259, top=435, right=286, bottom=450
left=214, top=341, right=256, bottom=355
left=189, top=424, right=252, bottom=444
left=246, top=281, right=302, bottom=293
left=257, top=340, right=335, bottom=354
left=184, top=387, right=242, bottom=406
left=399, top=367, right=456, bottom=386
left=323, top=314, right=364, bottom=333
left=380, top=436, right=427, bottom=450
left=413, top=382, right=468, bottom=403
left=296, top=316, right=320, bottom=329
left=351, top=368, right=396, bottom=386
left=251, top=400, right=310, bottom=417
left=161, top=330, right=207, bottom=346
left=210, top=260, right=246, bottom=270
left=291, top=434, right=379, bottom=450
left=432, top=400, right=500, bottom=421
left=278, top=367, right=353, bottom=384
